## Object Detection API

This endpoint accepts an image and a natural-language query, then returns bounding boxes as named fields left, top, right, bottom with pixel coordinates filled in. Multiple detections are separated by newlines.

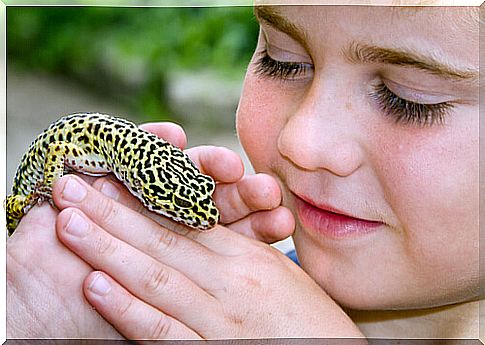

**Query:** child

left=7, top=4, right=480, bottom=340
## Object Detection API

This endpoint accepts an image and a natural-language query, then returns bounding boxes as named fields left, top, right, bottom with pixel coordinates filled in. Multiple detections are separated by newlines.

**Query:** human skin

left=54, top=5, right=478, bottom=339
left=237, top=2, right=479, bottom=323
left=6, top=124, right=295, bottom=338
left=7, top=5, right=480, bottom=340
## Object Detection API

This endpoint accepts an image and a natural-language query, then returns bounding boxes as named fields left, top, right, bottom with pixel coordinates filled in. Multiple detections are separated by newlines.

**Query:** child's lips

left=293, top=193, right=384, bottom=239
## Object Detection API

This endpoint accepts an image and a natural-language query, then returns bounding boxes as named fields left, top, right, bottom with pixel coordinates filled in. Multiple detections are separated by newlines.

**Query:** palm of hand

left=7, top=204, right=121, bottom=339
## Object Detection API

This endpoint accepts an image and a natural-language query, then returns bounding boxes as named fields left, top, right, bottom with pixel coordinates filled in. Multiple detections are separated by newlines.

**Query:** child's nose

left=277, top=90, right=364, bottom=177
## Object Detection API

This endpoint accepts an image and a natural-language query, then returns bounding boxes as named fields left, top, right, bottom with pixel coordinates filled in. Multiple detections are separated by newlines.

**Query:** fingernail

left=62, top=177, right=87, bottom=203
left=89, top=273, right=112, bottom=296
left=65, top=212, right=89, bottom=237
left=100, top=181, right=120, bottom=200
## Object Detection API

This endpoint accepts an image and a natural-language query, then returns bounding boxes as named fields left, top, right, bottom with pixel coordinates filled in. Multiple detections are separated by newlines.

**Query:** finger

left=226, top=206, right=295, bottom=244
left=56, top=207, right=221, bottom=331
left=89, top=176, right=186, bottom=233
left=83, top=271, right=201, bottom=340
left=185, top=146, right=244, bottom=183
left=53, top=175, right=227, bottom=277
left=54, top=174, right=253, bottom=256
left=139, top=122, right=187, bottom=149
left=91, top=173, right=284, bottom=241
left=214, top=174, right=281, bottom=224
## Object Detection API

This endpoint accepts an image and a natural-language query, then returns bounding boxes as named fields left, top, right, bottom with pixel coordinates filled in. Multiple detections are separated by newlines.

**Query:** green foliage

left=7, top=6, right=258, bottom=120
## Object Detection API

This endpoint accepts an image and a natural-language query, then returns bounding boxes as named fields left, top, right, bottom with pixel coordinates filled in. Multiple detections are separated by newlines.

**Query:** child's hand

left=7, top=204, right=122, bottom=338
left=98, top=122, right=295, bottom=244
left=53, top=175, right=364, bottom=339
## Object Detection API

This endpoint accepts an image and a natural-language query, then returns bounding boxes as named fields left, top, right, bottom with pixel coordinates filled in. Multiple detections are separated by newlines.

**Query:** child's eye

left=255, top=49, right=314, bottom=81
left=370, top=82, right=454, bottom=127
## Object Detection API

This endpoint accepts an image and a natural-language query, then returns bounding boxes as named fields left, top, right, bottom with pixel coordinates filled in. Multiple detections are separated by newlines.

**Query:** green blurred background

left=8, top=6, right=258, bottom=122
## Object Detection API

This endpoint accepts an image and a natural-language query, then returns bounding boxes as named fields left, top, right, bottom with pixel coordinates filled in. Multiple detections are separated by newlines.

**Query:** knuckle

left=116, top=294, right=136, bottom=320
left=148, top=314, right=172, bottom=339
left=146, top=229, right=178, bottom=257
left=96, top=195, right=118, bottom=225
left=94, top=234, right=118, bottom=257
left=143, top=263, right=171, bottom=296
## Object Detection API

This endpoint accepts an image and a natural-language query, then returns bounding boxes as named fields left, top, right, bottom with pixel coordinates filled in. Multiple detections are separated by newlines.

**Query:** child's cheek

left=236, top=73, right=288, bottom=173
left=374, top=124, right=478, bottom=287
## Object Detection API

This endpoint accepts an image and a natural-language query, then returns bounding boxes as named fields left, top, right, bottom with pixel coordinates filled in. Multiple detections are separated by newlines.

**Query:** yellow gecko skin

left=5, top=113, right=219, bottom=235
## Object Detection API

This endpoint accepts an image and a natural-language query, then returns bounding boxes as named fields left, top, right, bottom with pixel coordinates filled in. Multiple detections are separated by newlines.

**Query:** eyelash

left=255, top=50, right=453, bottom=127
left=255, top=49, right=313, bottom=80
left=370, top=82, right=453, bottom=126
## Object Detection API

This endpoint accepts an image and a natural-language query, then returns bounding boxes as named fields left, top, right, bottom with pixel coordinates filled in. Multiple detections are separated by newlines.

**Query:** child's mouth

left=293, top=194, right=383, bottom=239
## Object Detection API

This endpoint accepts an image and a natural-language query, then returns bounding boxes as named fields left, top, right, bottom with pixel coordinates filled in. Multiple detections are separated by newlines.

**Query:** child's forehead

left=254, top=5, right=479, bottom=45
left=253, top=3, right=479, bottom=26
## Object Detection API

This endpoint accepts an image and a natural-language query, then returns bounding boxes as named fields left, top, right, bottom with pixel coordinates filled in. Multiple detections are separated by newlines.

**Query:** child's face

left=236, top=5, right=479, bottom=310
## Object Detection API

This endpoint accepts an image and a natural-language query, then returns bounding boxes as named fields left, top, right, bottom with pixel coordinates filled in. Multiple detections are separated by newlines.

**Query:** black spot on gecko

left=150, top=184, right=167, bottom=196
left=93, top=123, right=101, bottom=136
left=195, top=210, right=207, bottom=218
left=146, top=170, right=156, bottom=183
left=78, top=135, right=89, bottom=144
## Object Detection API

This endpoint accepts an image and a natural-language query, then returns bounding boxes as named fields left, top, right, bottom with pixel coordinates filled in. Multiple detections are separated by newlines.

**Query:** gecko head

left=141, top=165, right=219, bottom=231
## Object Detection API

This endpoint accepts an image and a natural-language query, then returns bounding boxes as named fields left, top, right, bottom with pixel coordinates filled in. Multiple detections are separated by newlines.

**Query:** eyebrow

left=254, top=5, right=310, bottom=52
left=254, top=5, right=478, bottom=84
left=345, top=41, right=478, bottom=82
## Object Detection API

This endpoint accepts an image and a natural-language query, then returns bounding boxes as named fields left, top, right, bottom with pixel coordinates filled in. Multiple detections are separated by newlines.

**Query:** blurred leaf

left=7, top=6, right=258, bottom=121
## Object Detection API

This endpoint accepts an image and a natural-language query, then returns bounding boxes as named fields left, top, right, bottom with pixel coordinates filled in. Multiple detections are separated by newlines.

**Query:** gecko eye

left=173, top=195, right=192, bottom=208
